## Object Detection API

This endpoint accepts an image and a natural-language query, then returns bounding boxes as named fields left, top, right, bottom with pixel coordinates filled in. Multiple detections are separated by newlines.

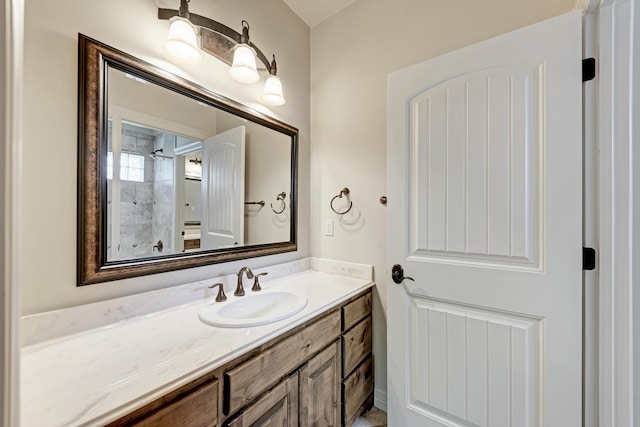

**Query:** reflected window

left=107, top=152, right=145, bottom=182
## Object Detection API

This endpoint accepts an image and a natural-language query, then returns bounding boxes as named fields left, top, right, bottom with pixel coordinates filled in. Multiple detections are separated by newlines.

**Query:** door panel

left=409, top=66, right=539, bottom=268
left=408, top=299, right=539, bottom=426
left=201, top=126, right=245, bottom=249
left=387, top=11, right=582, bottom=426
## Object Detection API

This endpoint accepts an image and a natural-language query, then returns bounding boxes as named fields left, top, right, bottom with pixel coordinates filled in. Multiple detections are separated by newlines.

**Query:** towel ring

left=271, top=192, right=287, bottom=214
left=330, top=187, right=352, bottom=215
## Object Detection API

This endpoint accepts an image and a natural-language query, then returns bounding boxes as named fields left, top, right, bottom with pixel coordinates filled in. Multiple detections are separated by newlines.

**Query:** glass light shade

left=229, top=44, right=260, bottom=84
left=165, top=17, right=202, bottom=64
left=262, top=75, right=286, bottom=106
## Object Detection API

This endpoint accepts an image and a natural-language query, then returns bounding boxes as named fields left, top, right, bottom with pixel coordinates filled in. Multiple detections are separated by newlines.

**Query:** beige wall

left=22, top=0, right=310, bottom=314
left=243, top=126, right=292, bottom=246
left=310, top=0, right=576, bottom=404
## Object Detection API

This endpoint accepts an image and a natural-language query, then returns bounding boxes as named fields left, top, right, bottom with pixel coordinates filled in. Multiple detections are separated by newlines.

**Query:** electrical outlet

left=324, top=219, right=334, bottom=236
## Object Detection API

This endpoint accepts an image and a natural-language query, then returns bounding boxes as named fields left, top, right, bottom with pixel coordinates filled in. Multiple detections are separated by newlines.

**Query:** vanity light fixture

left=263, top=62, right=286, bottom=106
left=229, top=21, right=260, bottom=84
left=165, top=19, right=201, bottom=64
left=158, top=0, right=286, bottom=106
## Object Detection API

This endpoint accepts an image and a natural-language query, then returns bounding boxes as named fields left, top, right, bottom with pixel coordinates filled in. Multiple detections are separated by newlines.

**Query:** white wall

left=22, top=0, right=310, bottom=314
left=310, top=0, right=576, bottom=407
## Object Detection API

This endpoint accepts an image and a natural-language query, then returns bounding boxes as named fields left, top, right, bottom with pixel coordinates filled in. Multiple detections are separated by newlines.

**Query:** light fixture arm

left=158, top=7, right=275, bottom=73
left=177, top=0, right=190, bottom=19
left=240, top=20, right=250, bottom=45
left=269, top=55, right=277, bottom=75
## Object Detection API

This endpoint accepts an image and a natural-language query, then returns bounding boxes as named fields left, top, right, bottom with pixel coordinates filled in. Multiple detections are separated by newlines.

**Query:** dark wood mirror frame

left=77, top=34, right=298, bottom=286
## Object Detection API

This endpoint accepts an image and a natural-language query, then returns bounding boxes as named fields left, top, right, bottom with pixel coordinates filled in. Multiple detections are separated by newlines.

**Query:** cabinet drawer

left=342, top=291, right=372, bottom=331
left=227, top=373, right=299, bottom=427
left=133, top=379, right=218, bottom=427
left=342, top=316, right=372, bottom=376
left=225, top=310, right=341, bottom=415
left=342, top=356, right=373, bottom=427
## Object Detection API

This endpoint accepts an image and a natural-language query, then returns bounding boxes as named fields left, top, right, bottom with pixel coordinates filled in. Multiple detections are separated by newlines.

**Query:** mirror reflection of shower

left=104, top=109, right=293, bottom=261
left=106, top=120, right=197, bottom=261
left=149, top=148, right=173, bottom=160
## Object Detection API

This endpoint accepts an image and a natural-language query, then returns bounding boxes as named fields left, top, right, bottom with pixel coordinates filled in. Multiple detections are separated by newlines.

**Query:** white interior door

left=201, top=126, right=245, bottom=249
left=387, top=11, right=582, bottom=426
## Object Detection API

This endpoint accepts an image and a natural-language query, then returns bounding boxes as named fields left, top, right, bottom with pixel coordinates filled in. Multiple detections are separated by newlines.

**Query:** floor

left=353, top=407, right=387, bottom=427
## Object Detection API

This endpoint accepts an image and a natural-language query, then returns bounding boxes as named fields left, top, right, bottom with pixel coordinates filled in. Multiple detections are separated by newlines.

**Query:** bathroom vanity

left=21, top=259, right=374, bottom=426
left=111, top=289, right=372, bottom=426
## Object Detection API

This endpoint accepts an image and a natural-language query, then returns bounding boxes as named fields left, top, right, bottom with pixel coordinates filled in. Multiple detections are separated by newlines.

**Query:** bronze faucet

left=235, top=267, right=254, bottom=296
left=208, top=283, right=227, bottom=302
left=251, top=272, right=268, bottom=291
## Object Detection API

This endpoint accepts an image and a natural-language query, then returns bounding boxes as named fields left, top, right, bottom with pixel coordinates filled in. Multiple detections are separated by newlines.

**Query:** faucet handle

left=208, top=283, right=227, bottom=302
left=251, top=272, right=268, bottom=292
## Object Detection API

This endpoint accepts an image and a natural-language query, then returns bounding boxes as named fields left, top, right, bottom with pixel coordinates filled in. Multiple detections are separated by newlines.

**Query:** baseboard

left=374, top=387, right=387, bottom=412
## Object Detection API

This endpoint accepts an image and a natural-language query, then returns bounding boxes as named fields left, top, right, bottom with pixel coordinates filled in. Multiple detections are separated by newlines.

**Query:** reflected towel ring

left=271, top=192, right=287, bottom=214
left=330, top=187, right=352, bottom=215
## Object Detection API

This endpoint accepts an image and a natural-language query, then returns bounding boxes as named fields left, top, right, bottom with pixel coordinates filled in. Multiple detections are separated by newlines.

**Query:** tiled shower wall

left=117, top=127, right=157, bottom=259
left=152, top=132, right=175, bottom=255
left=106, top=123, right=176, bottom=260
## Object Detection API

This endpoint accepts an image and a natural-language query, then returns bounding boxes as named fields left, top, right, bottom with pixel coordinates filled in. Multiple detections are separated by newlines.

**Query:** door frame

left=2, top=0, right=23, bottom=425
left=587, top=0, right=640, bottom=425
left=582, top=5, right=599, bottom=426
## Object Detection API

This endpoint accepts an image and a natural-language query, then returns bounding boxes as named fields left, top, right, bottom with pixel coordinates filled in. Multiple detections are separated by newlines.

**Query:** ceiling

left=282, top=0, right=357, bottom=27
left=156, top=0, right=356, bottom=29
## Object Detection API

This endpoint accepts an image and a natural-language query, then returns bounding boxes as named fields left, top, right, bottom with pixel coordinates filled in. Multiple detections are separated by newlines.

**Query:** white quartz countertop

left=21, top=266, right=373, bottom=427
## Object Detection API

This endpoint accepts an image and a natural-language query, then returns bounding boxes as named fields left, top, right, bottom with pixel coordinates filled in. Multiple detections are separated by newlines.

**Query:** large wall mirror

left=78, top=35, right=297, bottom=285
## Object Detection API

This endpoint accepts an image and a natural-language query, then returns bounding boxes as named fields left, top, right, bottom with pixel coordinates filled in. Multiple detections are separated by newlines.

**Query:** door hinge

left=583, top=247, right=596, bottom=270
left=582, top=58, right=596, bottom=82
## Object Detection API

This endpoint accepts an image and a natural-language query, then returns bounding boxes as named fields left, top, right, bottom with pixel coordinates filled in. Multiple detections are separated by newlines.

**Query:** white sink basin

left=198, top=289, right=308, bottom=328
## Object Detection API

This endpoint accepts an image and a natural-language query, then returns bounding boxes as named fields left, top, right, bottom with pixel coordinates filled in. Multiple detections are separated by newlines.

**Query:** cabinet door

left=299, top=340, right=341, bottom=427
left=227, top=373, right=298, bottom=427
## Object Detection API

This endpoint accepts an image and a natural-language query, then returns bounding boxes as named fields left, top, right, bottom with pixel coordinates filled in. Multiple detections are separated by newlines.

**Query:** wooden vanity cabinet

left=110, top=288, right=373, bottom=427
